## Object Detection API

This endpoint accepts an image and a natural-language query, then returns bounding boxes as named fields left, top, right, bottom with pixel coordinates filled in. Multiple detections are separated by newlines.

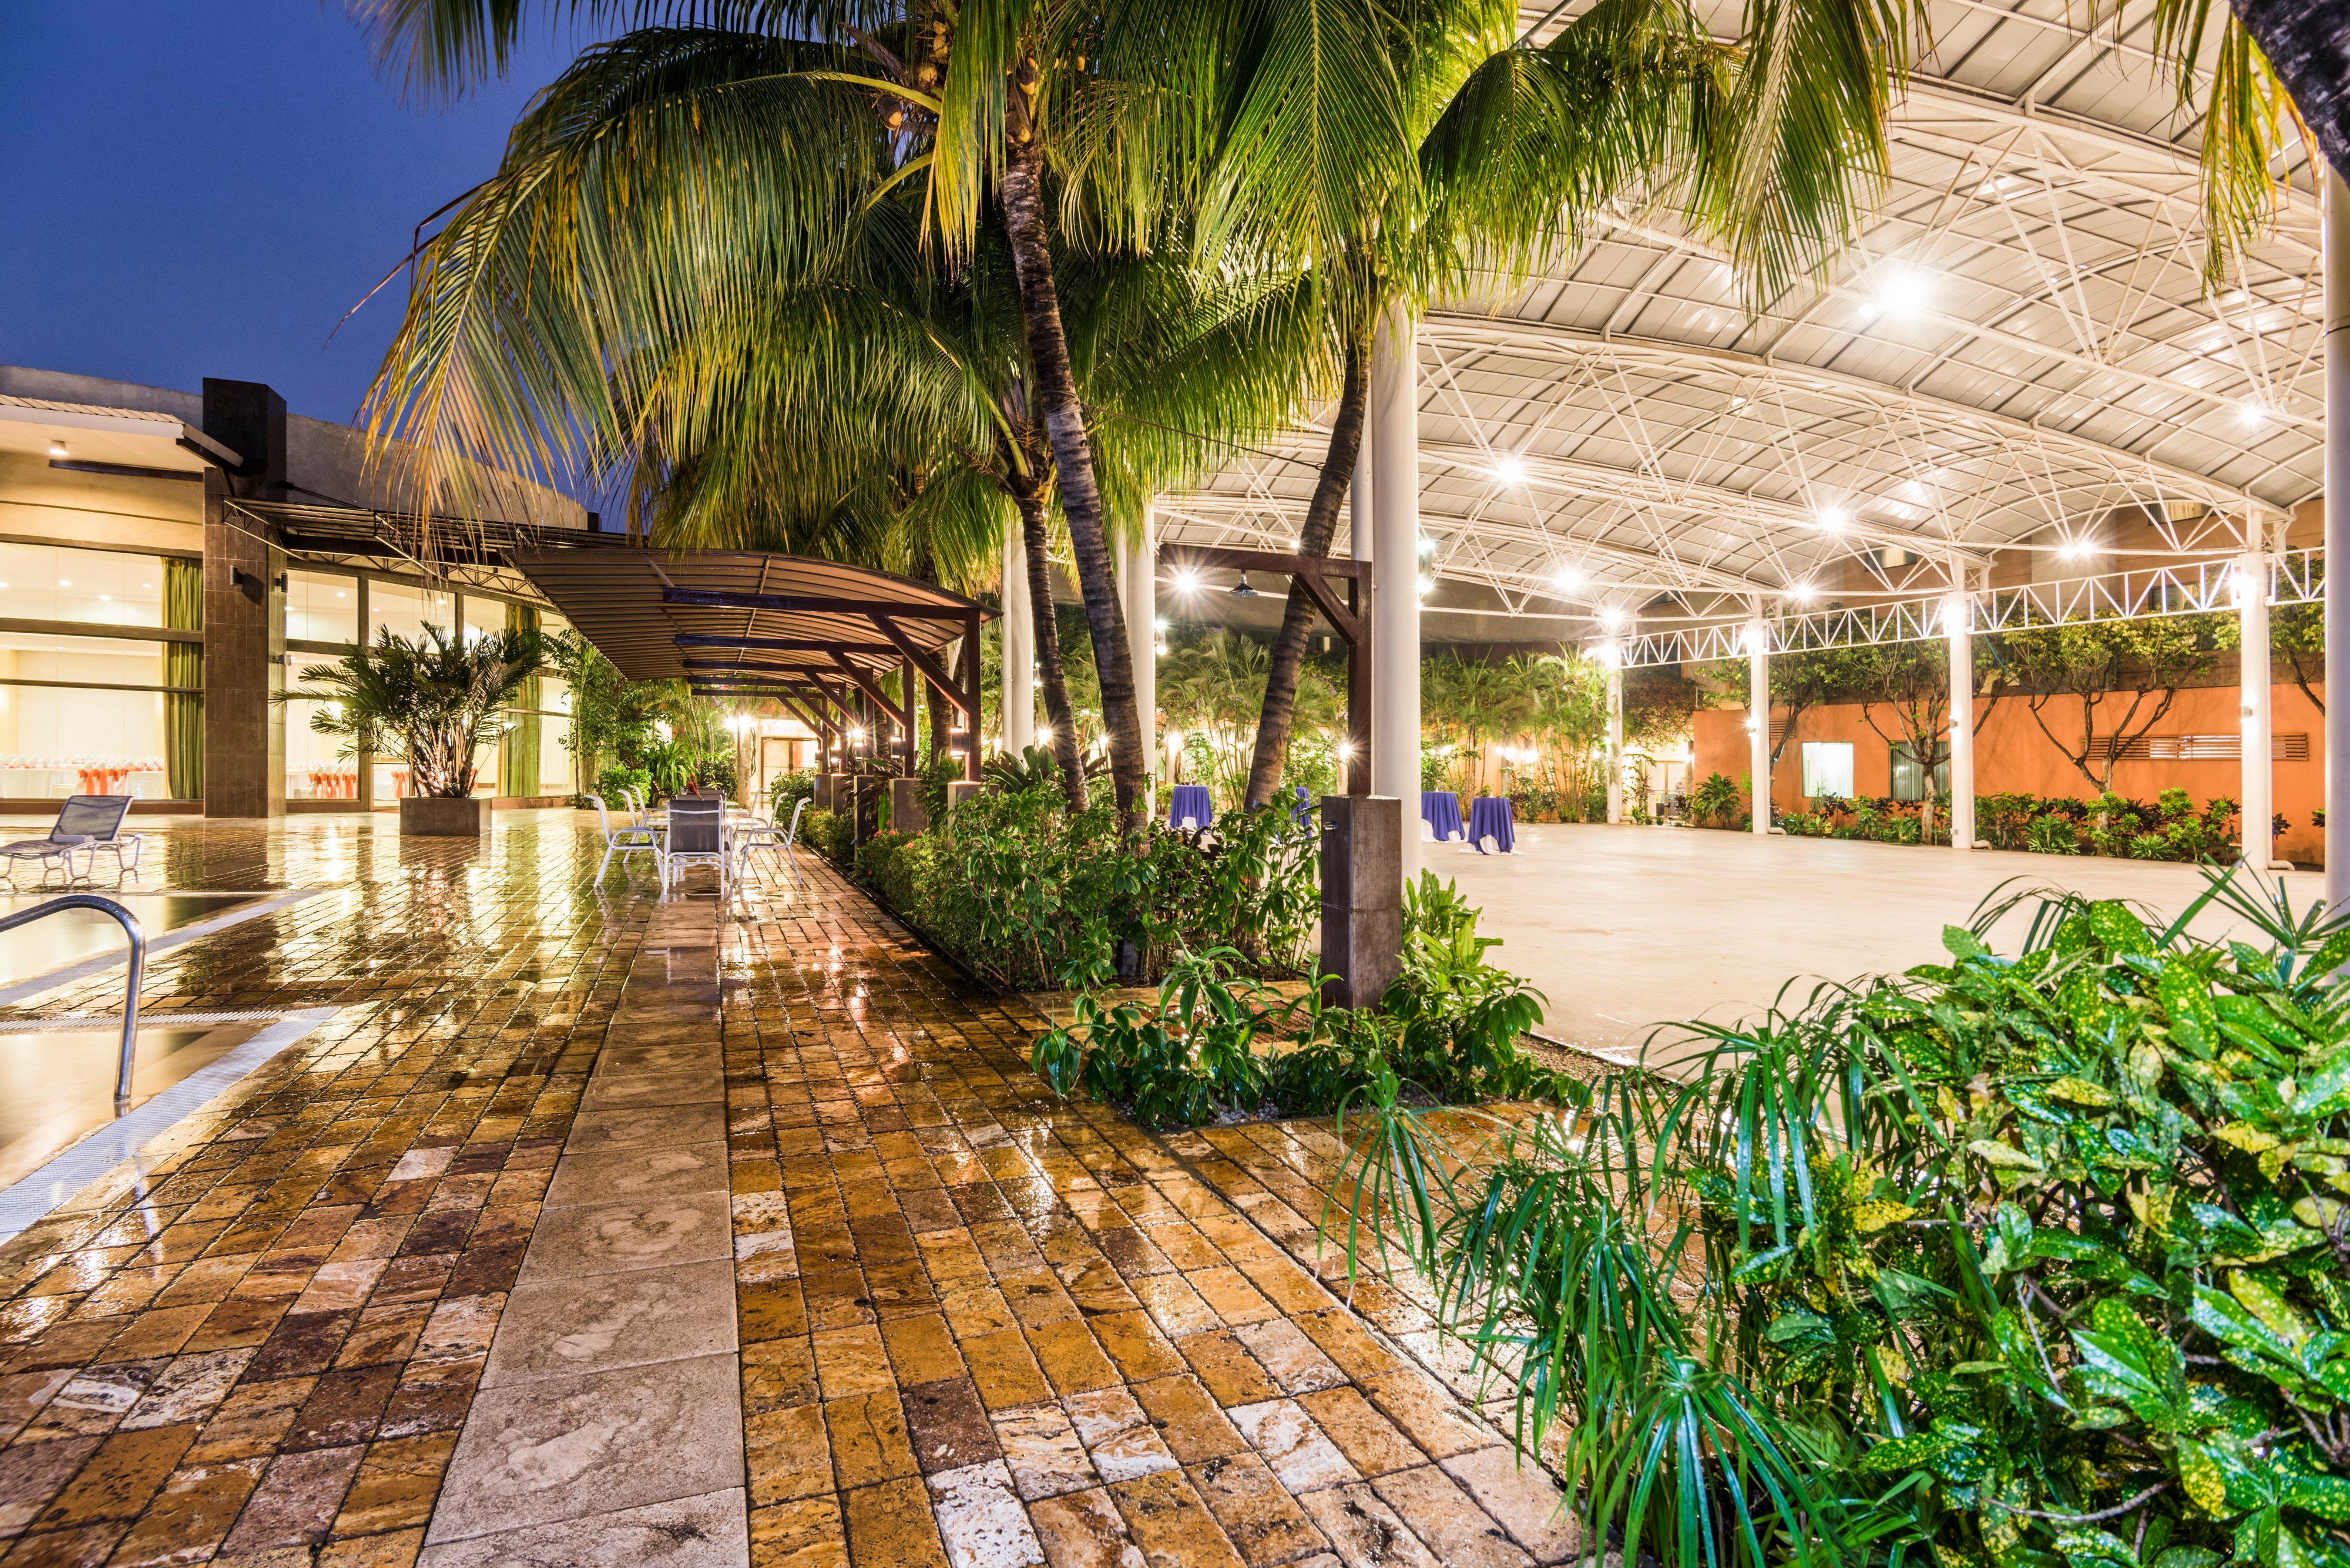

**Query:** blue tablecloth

left=1169, top=784, right=1215, bottom=831
left=1421, top=791, right=1463, bottom=842
left=1467, top=795, right=1516, bottom=854
left=1291, top=784, right=1312, bottom=831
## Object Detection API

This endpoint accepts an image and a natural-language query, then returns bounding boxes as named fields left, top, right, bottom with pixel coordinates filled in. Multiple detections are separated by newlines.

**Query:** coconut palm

left=1227, top=0, right=1939, bottom=809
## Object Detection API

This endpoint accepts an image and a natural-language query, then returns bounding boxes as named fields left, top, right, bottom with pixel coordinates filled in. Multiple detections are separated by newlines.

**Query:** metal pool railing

left=0, top=894, right=145, bottom=1110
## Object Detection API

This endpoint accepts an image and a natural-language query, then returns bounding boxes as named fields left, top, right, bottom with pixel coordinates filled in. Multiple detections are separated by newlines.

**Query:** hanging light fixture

left=1230, top=573, right=1258, bottom=599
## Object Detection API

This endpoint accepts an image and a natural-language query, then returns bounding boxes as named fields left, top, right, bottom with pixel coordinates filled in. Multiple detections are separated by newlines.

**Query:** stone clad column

left=1369, top=305, right=1421, bottom=884
left=1747, top=616, right=1770, bottom=834
left=1946, top=591, right=1976, bottom=850
left=2240, top=549, right=2277, bottom=869
left=1001, top=526, right=1034, bottom=757
left=199, top=377, right=290, bottom=820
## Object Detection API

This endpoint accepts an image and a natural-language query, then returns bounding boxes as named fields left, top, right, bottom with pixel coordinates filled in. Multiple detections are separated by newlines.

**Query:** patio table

left=1466, top=795, right=1516, bottom=854
left=1168, top=784, right=1214, bottom=831
left=1421, top=791, right=1463, bottom=842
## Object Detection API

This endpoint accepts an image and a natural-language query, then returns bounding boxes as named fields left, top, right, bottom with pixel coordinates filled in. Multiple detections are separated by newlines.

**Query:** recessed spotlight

left=1492, top=453, right=1528, bottom=484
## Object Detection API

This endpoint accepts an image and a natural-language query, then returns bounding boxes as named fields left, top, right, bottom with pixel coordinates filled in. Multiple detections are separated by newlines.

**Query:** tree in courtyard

left=1836, top=642, right=1953, bottom=834
left=2273, top=599, right=2322, bottom=715
left=1988, top=613, right=2236, bottom=795
left=1697, top=644, right=1856, bottom=767
left=1510, top=651, right=1611, bottom=812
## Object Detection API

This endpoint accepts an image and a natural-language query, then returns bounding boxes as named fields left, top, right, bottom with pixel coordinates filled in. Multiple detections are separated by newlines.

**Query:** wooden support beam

left=830, top=656, right=911, bottom=730
left=663, top=587, right=971, bottom=618
left=675, top=633, right=899, bottom=653
left=866, top=612, right=978, bottom=718
left=1157, top=544, right=1364, bottom=580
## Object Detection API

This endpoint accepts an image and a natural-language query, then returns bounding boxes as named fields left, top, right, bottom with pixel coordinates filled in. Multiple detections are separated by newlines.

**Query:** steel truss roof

left=1156, top=0, right=2325, bottom=646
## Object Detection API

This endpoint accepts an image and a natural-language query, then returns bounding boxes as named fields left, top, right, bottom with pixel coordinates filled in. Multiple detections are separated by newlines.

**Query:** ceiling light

left=1416, top=576, right=1434, bottom=597
left=1417, top=537, right=1436, bottom=556
left=1230, top=573, right=1258, bottom=599
left=1173, top=567, right=1204, bottom=593
left=1875, top=264, right=1930, bottom=317
left=1153, top=616, right=1168, bottom=632
left=1815, top=507, right=1848, bottom=534
left=1598, top=606, right=1626, bottom=631
left=1552, top=564, right=1584, bottom=592
left=1492, top=453, right=1528, bottom=484
left=46, top=441, right=68, bottom=459
left=1788, top=582, right=1817, bottom=602
left=2235, top=402, right=2268, bottom=429
left=2058, top=538, right=2096, bottom=562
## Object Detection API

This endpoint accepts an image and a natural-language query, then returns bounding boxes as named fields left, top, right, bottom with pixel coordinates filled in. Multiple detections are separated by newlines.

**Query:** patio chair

left=662, top=796, right=729, bottom=898
left=586, top=794, right=662, bottom=885
left=733, top=797, right=806, bottom=887
left=0, top=795, right=142, bottom=889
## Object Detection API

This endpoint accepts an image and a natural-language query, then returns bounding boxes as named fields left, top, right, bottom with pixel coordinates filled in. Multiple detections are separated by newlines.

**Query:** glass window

left=1890, top=742, right=1950, bottom=802
left=287, top=571, right=358, bottom=646
left=461, top=595, right=508, bottom=645
left=369, top=579, right=454, bottom=644
left=1800, top=741, right=1854, bottom=800
left=0, top=631, right=171, bottom=797
left=284, top=697, right=360, bottom=800
left=0, top=542, right=166, bottom=629
left=539, top=712, right=575, bottom=794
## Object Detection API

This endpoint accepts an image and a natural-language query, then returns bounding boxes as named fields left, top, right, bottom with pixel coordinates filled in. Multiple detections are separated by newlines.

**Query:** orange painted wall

left=1693, top=681, right=2327, bottom=864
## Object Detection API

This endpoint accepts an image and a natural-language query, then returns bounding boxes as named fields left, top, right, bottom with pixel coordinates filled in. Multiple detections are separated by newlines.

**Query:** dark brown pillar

left=1346, top=577, right=1371, bottom=795
left=1320, top=794, right=1402, bottom=1008
left=200, top=468, right=285, bottom=817
left=901, top=662, right=918, bottom=776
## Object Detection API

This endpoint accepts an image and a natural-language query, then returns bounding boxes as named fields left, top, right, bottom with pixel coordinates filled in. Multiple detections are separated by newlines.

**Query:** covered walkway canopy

left=511, top=548, right=992, bottom=778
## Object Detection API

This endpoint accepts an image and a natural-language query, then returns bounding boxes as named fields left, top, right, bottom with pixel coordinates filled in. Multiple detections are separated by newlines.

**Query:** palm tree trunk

left=1243, top=333, right=1371, bottom=810
left=1013, top=490, right=1088, bottom=812
left=998, top=129, right=1146, bottom=825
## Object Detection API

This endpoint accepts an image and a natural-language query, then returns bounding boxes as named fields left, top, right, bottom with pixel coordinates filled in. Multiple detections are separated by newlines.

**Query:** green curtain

left=164, top=558, right=203, bottom=801
left=500, top=603, right=542, bottom=798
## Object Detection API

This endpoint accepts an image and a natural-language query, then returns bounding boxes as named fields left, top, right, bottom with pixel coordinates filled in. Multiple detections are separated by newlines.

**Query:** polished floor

left=1448, top=822, right=2325, bottom=1062
left=0, top=812, right=1568, bottom=1568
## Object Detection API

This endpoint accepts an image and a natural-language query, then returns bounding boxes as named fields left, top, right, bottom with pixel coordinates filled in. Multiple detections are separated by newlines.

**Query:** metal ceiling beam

left=1419, top=313, right=2289, bottom=518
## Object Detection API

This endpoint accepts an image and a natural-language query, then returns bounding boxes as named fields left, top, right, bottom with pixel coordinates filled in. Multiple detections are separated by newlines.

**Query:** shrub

left=801, top=807, right=854, bottom=867
left=596, top=764, right=651, bottom=808
left=2027, top=812, right=2082, bottom=854
left=1692, top=771, right=1743, bottom=828
left=769, top=768, right=816, bottom=820
left=1031, top=874, right=1565, bottom=1129
left=1331, top=873, right=2350, bottom=1568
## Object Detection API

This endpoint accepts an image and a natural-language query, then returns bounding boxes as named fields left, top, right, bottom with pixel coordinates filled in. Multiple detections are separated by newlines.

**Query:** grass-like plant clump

left=1329, top=872, right=2350, bottom=1568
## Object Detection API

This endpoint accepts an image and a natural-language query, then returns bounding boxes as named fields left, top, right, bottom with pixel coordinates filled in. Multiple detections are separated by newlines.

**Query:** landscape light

left=1036, top=724, right=1054, bottom=743
left=1336, top=739, right=1356, bottom=760
left=1492, top=452, right=1528, bottom=484
left=847, top=725, right=866, bottom=741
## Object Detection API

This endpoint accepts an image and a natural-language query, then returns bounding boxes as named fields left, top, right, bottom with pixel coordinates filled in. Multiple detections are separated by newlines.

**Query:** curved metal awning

left=509, top=548, right=992, bottom=727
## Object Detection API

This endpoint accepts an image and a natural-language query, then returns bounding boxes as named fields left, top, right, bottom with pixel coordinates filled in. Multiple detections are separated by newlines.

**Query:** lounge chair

left=0, top=795, right=142, bottom=890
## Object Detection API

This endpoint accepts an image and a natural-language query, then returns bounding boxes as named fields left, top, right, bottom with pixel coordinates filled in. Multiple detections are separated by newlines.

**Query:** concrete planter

left=400, top=795, right=494, bottom=837
left=888, top=778, right=929, bottom=837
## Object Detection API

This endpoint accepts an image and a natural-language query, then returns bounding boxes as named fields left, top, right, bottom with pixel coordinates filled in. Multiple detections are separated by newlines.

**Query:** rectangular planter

left=400, top=795, right=493, bottom=837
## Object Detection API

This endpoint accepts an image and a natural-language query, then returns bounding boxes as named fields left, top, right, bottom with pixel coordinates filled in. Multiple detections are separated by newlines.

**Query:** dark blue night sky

left=1, top=3, right=584, bottom=425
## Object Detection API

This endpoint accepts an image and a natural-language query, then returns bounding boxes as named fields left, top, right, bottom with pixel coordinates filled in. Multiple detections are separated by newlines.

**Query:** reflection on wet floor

left=0, top=1018, right=267, bottom=1188
left=0, top=892, right=256, bottom=986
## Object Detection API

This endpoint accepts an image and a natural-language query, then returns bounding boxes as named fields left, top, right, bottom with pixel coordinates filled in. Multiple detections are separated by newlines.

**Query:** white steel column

left=1369, top=304, right=1421, bottom=881
left=1120, top=506, right=1158, bottom=815
left=1747, top=616, right=1770, bottom=834
left=1946, top=592, right=1976, bottom=850
left=1352, top=408, right=1375, bottom=794
left=2241, top=550, right=2277, bottom=870
left=1605, top=652, right=1624, bottom=823
left=2326, top=167, right=2350, bottom=910
left=1001, top=525, right=1034, bottom=757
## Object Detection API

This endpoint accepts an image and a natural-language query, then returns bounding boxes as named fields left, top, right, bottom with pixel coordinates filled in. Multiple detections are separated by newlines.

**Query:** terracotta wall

left=1693, top=680, right=2327, bottom=863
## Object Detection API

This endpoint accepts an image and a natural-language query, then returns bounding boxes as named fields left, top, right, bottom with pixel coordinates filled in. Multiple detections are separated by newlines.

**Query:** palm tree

left=297, top=627, right=543, bottom=797
left=1227, top=0, right=1934, bottom=809
left=356, top=1, right=1380, bottom=827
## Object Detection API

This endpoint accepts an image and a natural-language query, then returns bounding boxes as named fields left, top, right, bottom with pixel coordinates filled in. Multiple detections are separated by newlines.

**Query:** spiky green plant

left=296, top=626, right=543, bottom=797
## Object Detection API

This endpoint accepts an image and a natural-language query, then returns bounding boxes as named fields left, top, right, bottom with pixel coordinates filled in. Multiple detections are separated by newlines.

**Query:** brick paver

left=0, top=812, right=1571, bottom=1567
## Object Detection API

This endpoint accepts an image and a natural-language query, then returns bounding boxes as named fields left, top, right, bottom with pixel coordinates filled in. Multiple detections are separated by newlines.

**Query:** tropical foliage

left=1330, top=872, right=2350, bottom=1568
left=294, top=626, right=542, bottom=797
left=1030, top=872, right=1565, bottom=1129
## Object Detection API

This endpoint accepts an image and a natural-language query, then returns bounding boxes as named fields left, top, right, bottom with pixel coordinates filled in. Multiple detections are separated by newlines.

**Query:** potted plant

left=294, top=626, right=543, bottom=836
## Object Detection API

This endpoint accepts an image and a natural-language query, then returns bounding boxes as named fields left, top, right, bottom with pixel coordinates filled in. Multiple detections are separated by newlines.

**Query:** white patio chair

left=1, top=795, right=141, bottom=889
left=733, top=796, right=806, bottom=887
left=587, top=794, right=662, bottom=885
left=662, top=796, right=730, bottom=899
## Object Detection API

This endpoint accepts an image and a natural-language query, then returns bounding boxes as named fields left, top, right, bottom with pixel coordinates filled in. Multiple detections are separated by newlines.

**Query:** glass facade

left=0, top=538, right=568, bottom=806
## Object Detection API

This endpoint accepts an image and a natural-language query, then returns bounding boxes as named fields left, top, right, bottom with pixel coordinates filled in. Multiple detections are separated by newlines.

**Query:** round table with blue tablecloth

left=1168, top=784, right=1215, bottom=831
left=1466, top=795, right=1516, bottom=853
left=1421, top=791, right=1463, bottom=842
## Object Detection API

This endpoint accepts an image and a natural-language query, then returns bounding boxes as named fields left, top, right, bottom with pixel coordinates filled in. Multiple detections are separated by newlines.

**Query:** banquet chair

left=587, top=794, right=662, bottom=885
left=662, top=796, right=730, bottom=898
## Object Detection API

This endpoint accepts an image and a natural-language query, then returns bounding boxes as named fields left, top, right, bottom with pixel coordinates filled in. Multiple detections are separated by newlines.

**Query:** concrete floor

left=1441, top=823, right=2325, bottom=1065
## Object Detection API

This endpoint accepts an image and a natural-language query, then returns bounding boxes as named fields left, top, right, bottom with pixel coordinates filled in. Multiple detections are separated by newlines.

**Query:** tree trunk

left=1012, top=489, right=1087, bottom=812
left=998, top=127, right=1146, bottom=825
left=1243, top=334, right=1371, bottom=810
